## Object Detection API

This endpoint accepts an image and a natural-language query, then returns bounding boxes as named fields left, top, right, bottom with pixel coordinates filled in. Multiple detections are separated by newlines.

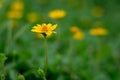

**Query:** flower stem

left=44, top=38, right=48, bottom=76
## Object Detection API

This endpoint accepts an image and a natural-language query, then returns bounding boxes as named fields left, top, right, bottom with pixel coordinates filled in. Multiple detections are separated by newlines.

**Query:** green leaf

left=17, top=74, right=25, bottom=80
left=37, top=68, right=46, bottom=80
left=0, top=53, right=7, bottom=67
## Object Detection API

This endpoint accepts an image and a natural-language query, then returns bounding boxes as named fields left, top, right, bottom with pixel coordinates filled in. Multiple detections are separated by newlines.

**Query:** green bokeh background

left=0, top=0, right=120, bottom=80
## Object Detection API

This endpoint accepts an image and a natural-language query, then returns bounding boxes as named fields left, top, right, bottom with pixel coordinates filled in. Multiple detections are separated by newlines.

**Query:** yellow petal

left=50, top=24, right=57, bottom=30
left=42, top=23, right=47, bottom=26
left=47, top=23, right=52, bottom=27
left=46, top=31, right=52, bottom=36
left=47, top=23, right=52, bottom=30
left=32, top=26, right=38, bottom=29
left=36, top=24, right=41, bottom=26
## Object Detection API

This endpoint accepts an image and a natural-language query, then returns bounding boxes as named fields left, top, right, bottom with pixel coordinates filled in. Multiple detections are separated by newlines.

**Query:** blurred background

left=0, top=0, right=120, bottom=80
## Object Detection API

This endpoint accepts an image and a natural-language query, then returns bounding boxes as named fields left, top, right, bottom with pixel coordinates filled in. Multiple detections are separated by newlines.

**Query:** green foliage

left=17, top=74, right=25, bottom=80
left=0, top=0, right=120, bottom=80
left=37, top=68, right=46, bottom=80
left=0, top=53, right=7, bottom=68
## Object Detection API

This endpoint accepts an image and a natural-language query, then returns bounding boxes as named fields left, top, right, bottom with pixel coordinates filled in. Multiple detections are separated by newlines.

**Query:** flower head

left=48, top=10, right=66, bottom=19
left=31, top=23, right=57, bottom=38
left=73, top=31, right=84, bottom=40
left=10, top=1, right=24, bottom=11
left=7, top=1, right=24, bottom=19
left=89, top=27, right=107, bottom=36
left=70, top=26, right=80, bottom=33
left=70, top=26, right=84, bottom=40
left=7, top=10, right=23, bottom=19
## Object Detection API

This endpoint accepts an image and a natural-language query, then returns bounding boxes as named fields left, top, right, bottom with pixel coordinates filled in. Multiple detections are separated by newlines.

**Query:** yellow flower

left=70, top=26, right=84, bottom=40
left=48, top=10, right=66, bottom=19
left=89, top=28, right=107, bottom=36
left=73, top=32, right=84, bottom=40
left=10, top=1, right=24, bottom=11
left=31, top=23, right=57, bottom=38
left=27, top=12, right=39, bottom=23
left=7, top=10, right=23, bottom=19
left=92, top=6, right=104, bottom=18
left=70, top=26, right=80, bottom=33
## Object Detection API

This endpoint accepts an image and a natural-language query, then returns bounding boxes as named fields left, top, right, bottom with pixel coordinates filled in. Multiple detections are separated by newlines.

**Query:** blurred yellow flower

left=27, top=12, right=39, bottom=23
left=10, top=1, right=24, bottom=11
left=73, top=32, right=84, bottom=40
left=70, top=26, right=80, bottom=33
left=7, top=1, right=24, bottom=19
left=7, top=10, right=23, bottom=19
left=89, top=28, right=107, bottom=36
left=92, top=6, right=104, bottom=18
left=31, top=23, right=57, bottom=38
left=48, top=10, right=66, bottom=19
left=70, top=26, right=84, bottom=40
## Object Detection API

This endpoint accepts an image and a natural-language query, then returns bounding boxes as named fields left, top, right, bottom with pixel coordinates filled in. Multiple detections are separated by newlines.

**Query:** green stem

left=44, top=38, right=48, bottom=76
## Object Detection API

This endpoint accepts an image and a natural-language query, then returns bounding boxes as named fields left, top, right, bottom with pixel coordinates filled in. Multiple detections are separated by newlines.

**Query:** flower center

left=42, top=26, right=48, bottom=32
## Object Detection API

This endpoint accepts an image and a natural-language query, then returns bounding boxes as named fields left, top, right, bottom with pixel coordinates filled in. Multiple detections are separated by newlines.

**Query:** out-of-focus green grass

left=0, top=0, right=120, bottom=80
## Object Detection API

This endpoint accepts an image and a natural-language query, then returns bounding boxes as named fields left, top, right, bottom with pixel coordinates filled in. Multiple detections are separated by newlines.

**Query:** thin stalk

left=44, top=38, right=48, bottom=76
